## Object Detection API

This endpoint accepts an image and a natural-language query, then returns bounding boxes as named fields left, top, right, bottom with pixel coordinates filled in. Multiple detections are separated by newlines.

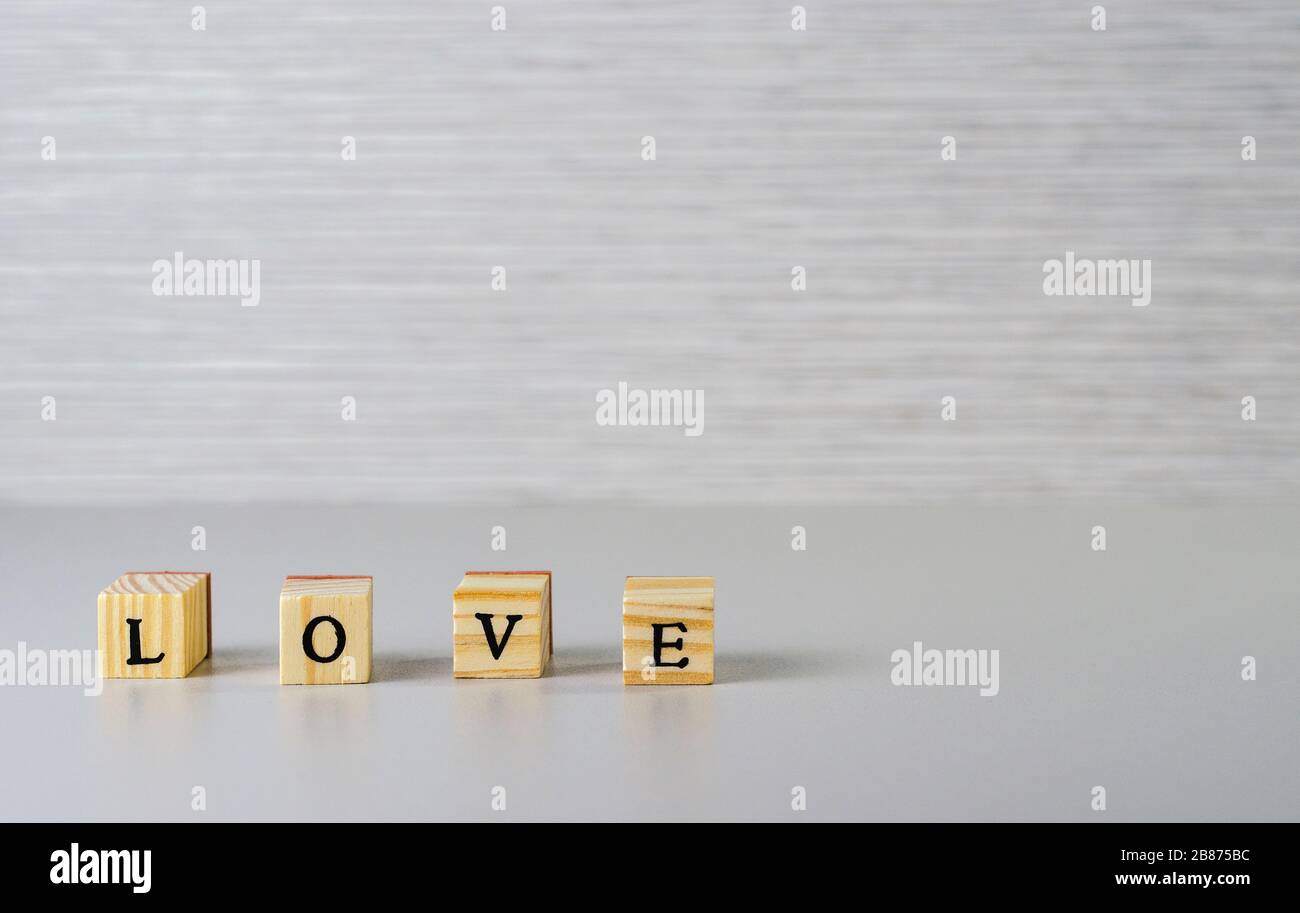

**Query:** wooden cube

left=97, top=572, right=211, bottom=679
left=453, top=571, right=552, bottom=678
left=622, top=576, right=714, bottom=685
left=279, top=575, right=372, bottom=685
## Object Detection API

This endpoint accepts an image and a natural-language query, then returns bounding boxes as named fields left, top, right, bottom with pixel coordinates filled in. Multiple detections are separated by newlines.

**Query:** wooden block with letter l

left=453, top=571, right=552, bottom=678
left=279, top=575, right=372, bottom=685
left=623, top=576, right=714, bottom=685
left=97, top=572, right=212, bottom=678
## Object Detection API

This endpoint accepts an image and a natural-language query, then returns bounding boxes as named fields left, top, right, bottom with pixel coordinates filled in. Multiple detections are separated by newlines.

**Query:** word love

left=97, top=571, right=714, bottom=686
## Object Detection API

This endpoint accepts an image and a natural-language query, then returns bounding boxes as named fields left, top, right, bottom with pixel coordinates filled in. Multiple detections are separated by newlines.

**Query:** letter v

left=475, top=613, right=523, bottom=660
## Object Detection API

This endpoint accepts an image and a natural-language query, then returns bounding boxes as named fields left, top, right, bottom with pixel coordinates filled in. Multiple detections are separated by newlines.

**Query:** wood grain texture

left=97, top=572, right=210, bottom=678
left=452, top=571, right=552, bottom=678
left=278, top=575, right=372, bottom=684
left=623, top=576, right=714, bottom=685
left=0, top=2, right=1297, bottom=506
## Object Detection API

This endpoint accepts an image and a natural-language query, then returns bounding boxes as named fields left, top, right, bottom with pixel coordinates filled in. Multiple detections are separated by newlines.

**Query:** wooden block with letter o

left=279, top=575, right=372, bottom=685
left=453, top=571, right=552, bottom=678
left=97, top=571, right=212, bottom=678
left=622, top=576, right=714, bottom=685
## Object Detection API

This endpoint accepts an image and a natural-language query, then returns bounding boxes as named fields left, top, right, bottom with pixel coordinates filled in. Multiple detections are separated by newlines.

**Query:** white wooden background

left=1, top=1, right=1296, bottom=503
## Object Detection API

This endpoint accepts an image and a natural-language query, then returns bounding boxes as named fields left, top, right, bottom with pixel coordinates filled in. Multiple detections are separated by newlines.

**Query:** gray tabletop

left=0, top=502, right=1294, bottom=822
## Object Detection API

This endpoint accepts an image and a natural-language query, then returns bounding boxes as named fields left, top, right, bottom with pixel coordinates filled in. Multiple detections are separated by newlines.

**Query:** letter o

left=302, top=615, right=346, bottom=663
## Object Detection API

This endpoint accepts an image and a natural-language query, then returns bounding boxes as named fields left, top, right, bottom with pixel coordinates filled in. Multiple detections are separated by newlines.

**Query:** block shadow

left=190, top=648, right=454, bottom=683
left=184, top=647, right=861, bottom=685
left=375, top=654, right=452, bottom=682
left=716, top=648, right=863, bottom=684
left=547, top=645, right=621, bottom=677
left=191, top=646, right=277, bottom=677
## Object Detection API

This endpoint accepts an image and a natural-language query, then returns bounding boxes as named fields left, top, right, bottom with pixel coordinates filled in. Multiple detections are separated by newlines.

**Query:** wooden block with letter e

left=279, top=575, right=372, bottom=685
left=97, top=572, right=212, bottom=678
left=453, top=571, right=552, bottom=678
left=622, top=576, right=714, bottom=685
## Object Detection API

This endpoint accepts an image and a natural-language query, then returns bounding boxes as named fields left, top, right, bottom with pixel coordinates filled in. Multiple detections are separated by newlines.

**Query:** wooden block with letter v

left=279, top=575, right=372, bottom=685
left=623, top=576, right=714, bottom=685
left=453, top=571, right=552, bottom=678
left=97, top=571, right=212, bottom=678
